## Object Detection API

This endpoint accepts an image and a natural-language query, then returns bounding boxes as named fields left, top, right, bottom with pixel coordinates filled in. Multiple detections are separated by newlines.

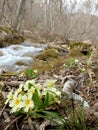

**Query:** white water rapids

left=0, top=41, right=47, bottom=73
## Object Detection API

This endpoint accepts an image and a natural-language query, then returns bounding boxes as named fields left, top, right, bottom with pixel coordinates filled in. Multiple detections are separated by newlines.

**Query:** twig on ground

left=16, top=121, right=19, bottom=130
left=39, top=120, right=50, bottom=130
left=0, top=103, right=7, bottom=117
left=28, top=117, right=36, bottom=130
left=4, top=81, right=25, bottom=87
left=3, top=111, right=11, bottom=122
left=4, top=115, right=22, bottom=130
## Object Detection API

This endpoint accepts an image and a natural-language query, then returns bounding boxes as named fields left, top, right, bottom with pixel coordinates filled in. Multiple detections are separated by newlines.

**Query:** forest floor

left=0, top=31, right=98, bottom=130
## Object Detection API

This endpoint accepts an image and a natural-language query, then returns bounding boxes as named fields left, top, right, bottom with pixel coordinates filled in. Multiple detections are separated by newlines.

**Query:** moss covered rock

left=1, top=34, right=25, bottom=47
left=0, top=25, right=11, bottom=34
left=0, top=25, right=25, bottom=47
left=70, top=42, right=92, bottom=56
left=36, top=48, right=58, bottom=61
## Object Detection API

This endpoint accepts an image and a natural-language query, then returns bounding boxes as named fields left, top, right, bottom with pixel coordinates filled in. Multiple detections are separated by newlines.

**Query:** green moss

left=15, top=62, right=27, bottom=66
left=0, top=72, right=17, bottom=76
left=36, top=48, right=58, bottom=61
left=70, top=42, right=84, bottom=48
left=0, top=25, right=25, bottom=46
left=1, top=34, right=25, bottom=47
left=29, top=55, right=66, bottom=73
left=70, top=42, right=92, bottom=56
left=0, top=25, right=10, bottom=34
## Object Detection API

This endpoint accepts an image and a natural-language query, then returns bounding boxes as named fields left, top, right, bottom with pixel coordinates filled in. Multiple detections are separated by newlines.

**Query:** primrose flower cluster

left=5, top=79, right=61, bottom=113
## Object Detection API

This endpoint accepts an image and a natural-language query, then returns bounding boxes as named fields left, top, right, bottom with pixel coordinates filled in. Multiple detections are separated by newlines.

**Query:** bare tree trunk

left=44, top=0, right=62, bottom=34
left=0, top=0, right=6, bottom=21
left=44, top=0, right=48, bottom=34
left=12, top=0, right=26, bottom=30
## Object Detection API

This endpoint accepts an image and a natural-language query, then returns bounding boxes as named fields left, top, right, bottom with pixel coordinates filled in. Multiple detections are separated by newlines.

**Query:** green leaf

left=28, top=83, right=34, bottom=89
left=41, top=92, right=50, bottom=109
left=32, top=89, right=42, bottom=107
left=0, top=86, right=3, bottom=91
left=42, top=111, right=64, bottom=122
left=42, top=111, right=59, bottom=118
left=24, top=68, right=38, bottom=78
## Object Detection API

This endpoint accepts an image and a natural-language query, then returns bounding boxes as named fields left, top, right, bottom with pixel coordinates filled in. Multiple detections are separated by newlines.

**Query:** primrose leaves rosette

left=5, top=79, right=61, bottom=114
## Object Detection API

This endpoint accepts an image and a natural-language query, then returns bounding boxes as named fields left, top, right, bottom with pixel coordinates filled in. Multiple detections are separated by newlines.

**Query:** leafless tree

left=0, top=0, right=6, bottom=21
left=0, top=0, right=98, bottom=43
left=12, top=0, right=26, bottom=30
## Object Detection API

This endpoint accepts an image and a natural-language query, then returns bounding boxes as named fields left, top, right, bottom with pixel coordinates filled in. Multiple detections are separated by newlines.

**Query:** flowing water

left=0, top=40, right=47, bottom=73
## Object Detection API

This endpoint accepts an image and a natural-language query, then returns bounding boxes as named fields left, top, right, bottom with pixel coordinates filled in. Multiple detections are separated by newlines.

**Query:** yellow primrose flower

left=35, top=83, right=42, bottom=96
left=54, top=97, right=61, bottom=104
left=42, top=87, right=61, bottom=104
left=28, top=87, right=35, bottom=94
left=33, top=69, right=38, bottom=73
left=50, top=88, right=61, bottom=104
left=74, top=59, right=79, bottom=64
left=9, top=94, right=24, bottom=113
left=24, top=80, right=35, bottom=91
left=26, top=83, right=42, bottom=97
left=42, top=88, right=47, bottom=96
left=18, top=84, right=24, bottom=92
left=42, top=87, right=61, bottom=102
left=45, top=87, right=61, bottom=97
left=22, top=95, right=34, bottom=112
left=14, top=84, right=24, bottom=96
left=51, top=88, right=61, bottom=97
left=5, top=89, right=13, bottom=104
left=35, top=83, right=41, bottom=90
left=43, top=79, right=56, bottom=88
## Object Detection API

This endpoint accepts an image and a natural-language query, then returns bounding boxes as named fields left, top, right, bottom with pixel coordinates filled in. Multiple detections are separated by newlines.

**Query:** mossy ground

left=70, top=42, right=92, bottom=56
left=30, top=43, right=90, bottom=73
left=0, top=25, right=25, bottom=47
